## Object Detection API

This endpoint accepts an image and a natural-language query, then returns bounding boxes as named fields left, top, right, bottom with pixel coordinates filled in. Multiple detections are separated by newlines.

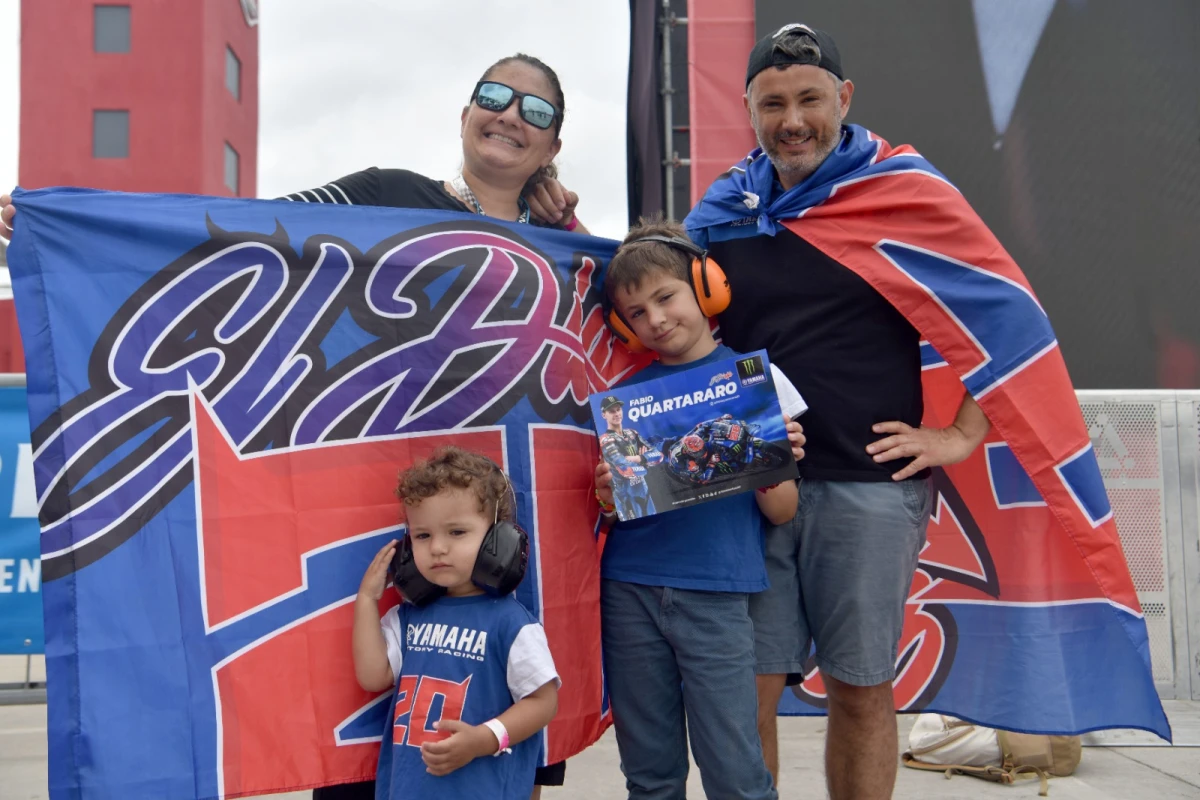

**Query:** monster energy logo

left=737, top=355, right=767, bottom=386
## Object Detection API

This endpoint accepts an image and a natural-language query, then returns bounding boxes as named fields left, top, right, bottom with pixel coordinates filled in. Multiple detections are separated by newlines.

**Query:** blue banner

left=0, top=383, right=42, bottom=653
left=8, top=187, right=638, bottom=798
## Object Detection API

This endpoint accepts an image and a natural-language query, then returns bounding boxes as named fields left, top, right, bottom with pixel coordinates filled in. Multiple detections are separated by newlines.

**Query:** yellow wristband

left=595, top=489, right=615, bottom=514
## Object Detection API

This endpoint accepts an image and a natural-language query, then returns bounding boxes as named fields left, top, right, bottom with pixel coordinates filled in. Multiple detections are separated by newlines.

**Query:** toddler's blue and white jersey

left=374, top=594, right=559, bottom=800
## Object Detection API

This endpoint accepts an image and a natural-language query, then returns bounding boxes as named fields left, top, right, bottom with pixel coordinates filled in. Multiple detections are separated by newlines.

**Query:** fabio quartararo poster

left=589, top=350, right=801, bottom=521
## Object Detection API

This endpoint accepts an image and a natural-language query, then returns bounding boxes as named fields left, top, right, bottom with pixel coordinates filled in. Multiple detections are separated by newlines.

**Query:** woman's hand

left=526, top=177, right=586, bottom=232
left=1, top=192, right=17, bottom=240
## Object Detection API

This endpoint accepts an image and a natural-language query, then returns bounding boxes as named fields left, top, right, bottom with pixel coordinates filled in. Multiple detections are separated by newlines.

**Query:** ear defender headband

left=604, top=235, right=731, bottom=354
left=391, top=463, right=530, bottom=607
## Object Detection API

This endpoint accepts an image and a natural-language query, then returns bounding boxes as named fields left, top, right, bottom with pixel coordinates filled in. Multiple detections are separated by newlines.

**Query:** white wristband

left=482, top=718, right=511, bottom=756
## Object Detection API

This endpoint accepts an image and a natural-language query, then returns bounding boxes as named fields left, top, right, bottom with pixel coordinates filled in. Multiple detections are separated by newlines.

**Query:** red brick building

left=1, top=0, right=259, bottom=372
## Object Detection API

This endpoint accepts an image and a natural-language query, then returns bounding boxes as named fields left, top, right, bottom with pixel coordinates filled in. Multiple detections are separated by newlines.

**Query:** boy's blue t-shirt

left=601, top=345, right=770, bottom=593
left=375, top=594, right=559, bottom=800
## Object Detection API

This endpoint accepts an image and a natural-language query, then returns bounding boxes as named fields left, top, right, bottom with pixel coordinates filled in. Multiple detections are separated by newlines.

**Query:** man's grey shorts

left=750, top=477, right=933, bottom=687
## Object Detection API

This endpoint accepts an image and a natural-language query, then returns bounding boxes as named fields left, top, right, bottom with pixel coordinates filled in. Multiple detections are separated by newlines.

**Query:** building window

left=224, top=143, right=239, bottom=195
left=94, top=5, right=131, bottom=53
left=225, top=46, right=241, bottom=101
left=239, top=0, right=259, bottom=27
left=93, top=110, right=129, bottom=158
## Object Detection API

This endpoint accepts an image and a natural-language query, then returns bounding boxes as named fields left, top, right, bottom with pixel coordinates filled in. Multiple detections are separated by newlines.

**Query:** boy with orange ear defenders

left=593, top=215, right=806, bottom=799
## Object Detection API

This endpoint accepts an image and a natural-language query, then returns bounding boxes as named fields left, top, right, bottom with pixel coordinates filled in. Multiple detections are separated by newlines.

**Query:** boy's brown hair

left=604, top=213, right=693, bottom=302
left=395, top=446, right=513, bottom=522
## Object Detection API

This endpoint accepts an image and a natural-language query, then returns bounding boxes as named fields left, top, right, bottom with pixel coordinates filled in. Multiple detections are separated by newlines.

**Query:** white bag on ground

left=907, top=713, right=1004, bottom=766
left=902, top=713, right=1082, bottom=796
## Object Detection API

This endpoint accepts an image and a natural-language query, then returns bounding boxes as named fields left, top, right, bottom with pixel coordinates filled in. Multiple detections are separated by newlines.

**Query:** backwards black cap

left=745, top=23, right=843, bottom=88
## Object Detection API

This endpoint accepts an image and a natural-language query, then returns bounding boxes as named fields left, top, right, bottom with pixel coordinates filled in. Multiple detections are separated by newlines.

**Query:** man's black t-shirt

left=710, top=227, right=924, bottom=482
left=280, top=168, right=471, bottom=212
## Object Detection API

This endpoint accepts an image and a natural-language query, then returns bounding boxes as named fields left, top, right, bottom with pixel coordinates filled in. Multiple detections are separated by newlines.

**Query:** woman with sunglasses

left=0, top=54, right=584, bottom=235
left=280, top=53, right=587, bottom=234
left=306, top=52, right=579, bottom=800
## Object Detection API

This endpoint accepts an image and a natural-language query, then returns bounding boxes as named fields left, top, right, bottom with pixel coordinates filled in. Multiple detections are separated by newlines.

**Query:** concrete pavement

left=5, top=706, right=1200, bottom=799
left=4, top=656, right=1198, bottom=798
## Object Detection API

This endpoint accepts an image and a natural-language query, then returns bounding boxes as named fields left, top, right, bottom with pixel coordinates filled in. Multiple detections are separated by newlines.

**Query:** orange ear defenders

left=604, top=235, right=731, bottom=354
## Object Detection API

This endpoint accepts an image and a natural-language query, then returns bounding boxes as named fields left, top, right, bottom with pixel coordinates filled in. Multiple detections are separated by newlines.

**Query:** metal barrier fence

left=0, top=657, right=44, bottom=705
left=1, top=390, right=1198, bottom=707
left=1077, top=391, right=1200, bottom=702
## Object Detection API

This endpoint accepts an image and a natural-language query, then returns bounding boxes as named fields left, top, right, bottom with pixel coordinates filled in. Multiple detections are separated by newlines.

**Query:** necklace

left=451, top=174, right=531, bottom=224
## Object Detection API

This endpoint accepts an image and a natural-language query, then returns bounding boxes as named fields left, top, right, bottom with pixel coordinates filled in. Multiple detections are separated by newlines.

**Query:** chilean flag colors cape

left=7, top=188, right=648, bottom=798
left=687, top=124, right=1170, bottom=740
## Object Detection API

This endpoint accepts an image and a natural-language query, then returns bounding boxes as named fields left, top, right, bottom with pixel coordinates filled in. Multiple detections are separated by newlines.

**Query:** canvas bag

left=902, top=713, right=1082, bottom=796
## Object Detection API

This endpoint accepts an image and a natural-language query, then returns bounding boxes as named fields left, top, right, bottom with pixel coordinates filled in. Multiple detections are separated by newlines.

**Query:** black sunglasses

left=471, top=81, right=560, bottom=131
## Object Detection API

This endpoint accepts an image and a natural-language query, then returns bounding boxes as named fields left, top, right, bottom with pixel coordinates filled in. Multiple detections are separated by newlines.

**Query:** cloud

left=259, top=0, right=631, bottom=239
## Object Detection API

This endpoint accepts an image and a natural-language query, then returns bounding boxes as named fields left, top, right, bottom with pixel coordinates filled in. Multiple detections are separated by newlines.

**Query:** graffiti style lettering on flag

left=32, top=223, right=642, bottom=582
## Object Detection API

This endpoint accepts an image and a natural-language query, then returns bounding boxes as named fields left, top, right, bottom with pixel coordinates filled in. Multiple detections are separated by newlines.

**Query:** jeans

left=601, top=579, right=777, bottom=800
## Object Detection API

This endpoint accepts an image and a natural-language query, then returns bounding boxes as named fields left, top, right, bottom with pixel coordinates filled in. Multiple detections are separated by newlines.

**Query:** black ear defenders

left=603, top=235, right=731, bottom=354
left=391, top=463, right=529, bottom=607
left=390, top=538, right=446, bottom=607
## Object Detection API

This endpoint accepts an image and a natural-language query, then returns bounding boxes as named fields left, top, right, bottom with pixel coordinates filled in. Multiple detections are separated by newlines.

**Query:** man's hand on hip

left=868, top=395, right=990, bottom=480
left=867, top=422, right=978, bottom=481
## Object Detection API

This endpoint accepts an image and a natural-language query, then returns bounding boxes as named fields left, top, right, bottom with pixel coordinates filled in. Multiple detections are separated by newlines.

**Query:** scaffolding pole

left=661, top=1, right=689, bottom=220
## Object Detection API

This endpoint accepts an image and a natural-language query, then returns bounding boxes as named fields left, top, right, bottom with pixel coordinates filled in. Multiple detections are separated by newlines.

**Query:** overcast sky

left=0, top=0, right=632, bottom=240
left=0, top=2, right=16, bottom=204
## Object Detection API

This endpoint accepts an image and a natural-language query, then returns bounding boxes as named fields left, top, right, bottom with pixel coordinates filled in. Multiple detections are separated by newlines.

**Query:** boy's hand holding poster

left=590, top=350, right=803, bottom=521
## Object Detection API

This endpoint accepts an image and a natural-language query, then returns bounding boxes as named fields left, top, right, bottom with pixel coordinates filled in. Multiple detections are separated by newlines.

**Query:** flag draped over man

left=686, top=124, right=1170, bottom=739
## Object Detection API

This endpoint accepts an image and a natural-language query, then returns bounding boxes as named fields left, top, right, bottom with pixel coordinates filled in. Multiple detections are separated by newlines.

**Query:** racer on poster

left=597, top=395, right=663, bottom=519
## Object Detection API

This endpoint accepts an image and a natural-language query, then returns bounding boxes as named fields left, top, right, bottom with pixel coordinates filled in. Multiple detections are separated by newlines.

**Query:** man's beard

left=758, top=112, right=843, bottom=187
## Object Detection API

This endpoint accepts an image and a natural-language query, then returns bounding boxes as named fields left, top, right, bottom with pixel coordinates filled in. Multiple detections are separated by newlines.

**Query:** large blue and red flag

left=686, top=124, right=1171, bottom=739
left=7, top=188, right=648, bottom=798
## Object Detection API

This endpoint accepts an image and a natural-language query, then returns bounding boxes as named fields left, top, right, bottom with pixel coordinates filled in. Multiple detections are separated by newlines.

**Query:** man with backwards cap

left=685, top=24, right=992, bottom=800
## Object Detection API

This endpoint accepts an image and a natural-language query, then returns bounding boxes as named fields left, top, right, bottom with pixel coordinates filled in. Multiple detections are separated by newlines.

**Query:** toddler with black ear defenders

left=352, top=446, right=559, bottom=800
left=593, top=214, right=806, bottom=800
